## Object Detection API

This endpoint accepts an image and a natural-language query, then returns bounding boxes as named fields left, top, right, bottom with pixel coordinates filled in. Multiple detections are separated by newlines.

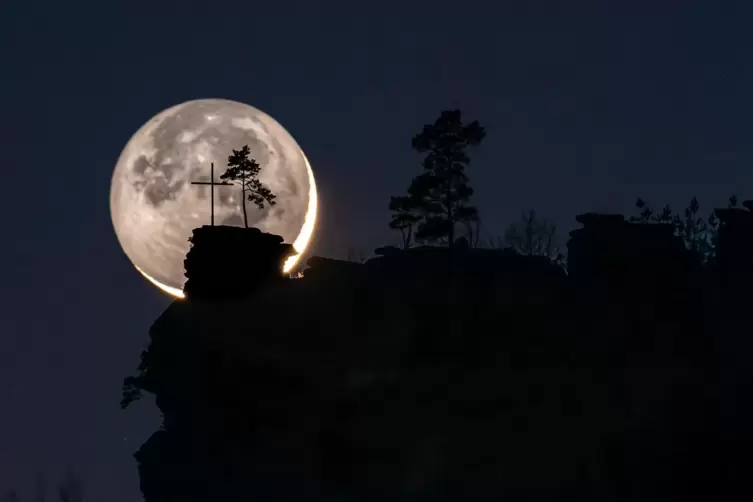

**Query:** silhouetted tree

left=3, top=472, right=79, bottom=502
left=462, top=213, right=482, bottom=248
left=346, top=246, right=368, bottom=263
left=403, top=110, right=485, bottom=246
left=502, top=209, right=564, bottom=263
left=631, top=198, right=674, bottom=224
left=630, top=195, right=737, bottom=262
left=220, top=145, right=277, bottom=228
left=388, top=195, right=421, bottom=250
left=57, top=470, right=82, bottom=502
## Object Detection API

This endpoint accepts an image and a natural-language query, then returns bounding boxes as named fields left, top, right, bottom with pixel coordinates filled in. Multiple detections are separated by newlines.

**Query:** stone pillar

left=182, top=225, right=296, bottom=302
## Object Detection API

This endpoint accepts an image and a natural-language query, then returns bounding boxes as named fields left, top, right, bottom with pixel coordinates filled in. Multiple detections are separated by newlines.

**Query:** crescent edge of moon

left=136, top=144, right=319, bottom=300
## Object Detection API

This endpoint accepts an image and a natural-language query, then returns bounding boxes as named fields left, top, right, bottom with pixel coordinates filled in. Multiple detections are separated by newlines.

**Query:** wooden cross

left=191, top=163, right=232, bottom=226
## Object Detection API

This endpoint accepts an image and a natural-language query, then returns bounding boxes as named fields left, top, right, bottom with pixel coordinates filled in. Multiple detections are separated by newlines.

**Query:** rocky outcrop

left=182, top=225, right=295, bottom=302
left=122, top=217, right=728, bottom=501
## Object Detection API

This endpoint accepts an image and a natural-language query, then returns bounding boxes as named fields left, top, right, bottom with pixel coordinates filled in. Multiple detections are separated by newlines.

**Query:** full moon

left=110, top=99, right=317, bottom=298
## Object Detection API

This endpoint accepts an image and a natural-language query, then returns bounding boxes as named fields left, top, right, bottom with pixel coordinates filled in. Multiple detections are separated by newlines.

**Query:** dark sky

left=2, top=0, right=752, bottom=499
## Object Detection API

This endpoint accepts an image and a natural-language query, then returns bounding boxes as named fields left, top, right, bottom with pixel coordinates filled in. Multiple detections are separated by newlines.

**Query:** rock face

left=122, top=215, right=736, bottom=501
left=713, top=202, right=753, bottom=493
left=182, top=225, right=296, bottom=302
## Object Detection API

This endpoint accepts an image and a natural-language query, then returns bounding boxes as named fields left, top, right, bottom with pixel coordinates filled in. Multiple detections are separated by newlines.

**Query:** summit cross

left=191, top=163, right=232, bottom=226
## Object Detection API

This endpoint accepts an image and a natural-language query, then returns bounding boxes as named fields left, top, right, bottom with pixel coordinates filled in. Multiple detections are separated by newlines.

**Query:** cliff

left=182, top=225, right=295, bottom=302
left=121, top=217, right=734, bottom=501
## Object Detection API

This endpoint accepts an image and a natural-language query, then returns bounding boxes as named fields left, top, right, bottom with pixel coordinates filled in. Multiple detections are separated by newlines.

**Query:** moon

left=110, top=99, right=318, bottom=298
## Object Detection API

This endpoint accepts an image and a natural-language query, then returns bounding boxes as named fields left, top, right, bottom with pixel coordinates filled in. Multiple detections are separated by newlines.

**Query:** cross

left=191, top=163, right=232, bottom=226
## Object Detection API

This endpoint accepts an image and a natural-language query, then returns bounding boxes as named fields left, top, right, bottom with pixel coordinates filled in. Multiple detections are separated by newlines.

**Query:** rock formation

left=121, top=215, right=739, bottom=501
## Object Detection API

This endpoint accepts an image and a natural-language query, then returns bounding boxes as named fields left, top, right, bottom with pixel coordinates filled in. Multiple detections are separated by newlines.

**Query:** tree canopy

left=630, top=195, right=738, bottom=262
left=502, top=209, right=564, bottom=264
left=389, top=110, right=485, bottom=247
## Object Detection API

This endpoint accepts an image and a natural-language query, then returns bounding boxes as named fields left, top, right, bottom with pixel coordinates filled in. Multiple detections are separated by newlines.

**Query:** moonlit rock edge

left=182, top=225, right=296, bottom=302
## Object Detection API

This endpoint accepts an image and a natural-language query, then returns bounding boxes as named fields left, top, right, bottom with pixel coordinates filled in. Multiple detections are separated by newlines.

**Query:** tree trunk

left=241, top=184, right=248, bottom=228
left=448, top=212, right=454, bottom=248
left=446, top=159, right=454, bottom=248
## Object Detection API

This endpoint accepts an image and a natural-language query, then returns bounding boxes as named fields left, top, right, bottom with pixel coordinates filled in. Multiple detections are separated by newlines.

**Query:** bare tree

left=502, top=209, right=563, bottom=262
left=57, top=470, right=83, bottom=502
left=3, top=471, right=78, bottom=502
left=461, top=213, right=482, bottom=248
left=346, top=247, right=368, bottom=263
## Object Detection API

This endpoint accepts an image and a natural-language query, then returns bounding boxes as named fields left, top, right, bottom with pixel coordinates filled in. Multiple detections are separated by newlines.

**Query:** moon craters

left=110, top=99, right=313, bottom=295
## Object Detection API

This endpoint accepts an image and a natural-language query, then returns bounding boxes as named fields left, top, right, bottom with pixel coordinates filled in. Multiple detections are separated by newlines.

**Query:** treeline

left=385, top=109, right=738, bottom=266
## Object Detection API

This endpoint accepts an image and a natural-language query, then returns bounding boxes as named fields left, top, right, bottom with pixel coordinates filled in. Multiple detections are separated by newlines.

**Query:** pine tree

left=406, top=110, right=485, bottom=246
left=220, top=145, right=277, bottom=228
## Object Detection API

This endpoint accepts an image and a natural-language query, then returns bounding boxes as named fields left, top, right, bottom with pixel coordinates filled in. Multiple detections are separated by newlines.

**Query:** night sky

left=2, top=1, right=753, bottom=500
